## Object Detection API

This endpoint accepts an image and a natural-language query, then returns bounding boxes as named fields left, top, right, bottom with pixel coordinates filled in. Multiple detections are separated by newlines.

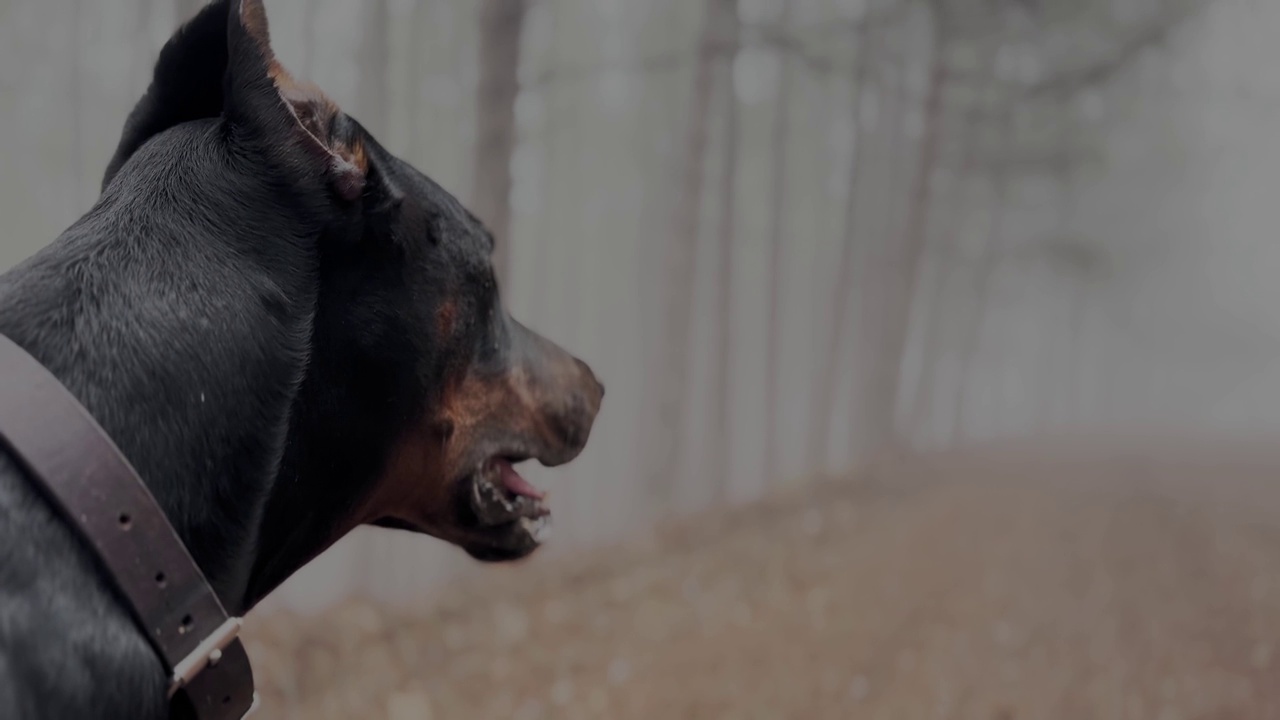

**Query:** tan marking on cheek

left=353, top=415, right=453, bottom=530
left=339, top=373, right=516, bottom=537
left=436, top=301, right=457, bottom=340
left=437, top=372, right=535, bottom=472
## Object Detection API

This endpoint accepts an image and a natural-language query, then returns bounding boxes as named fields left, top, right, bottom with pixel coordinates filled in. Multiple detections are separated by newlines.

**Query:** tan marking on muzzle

left=351, top=330, right=602, bottom=535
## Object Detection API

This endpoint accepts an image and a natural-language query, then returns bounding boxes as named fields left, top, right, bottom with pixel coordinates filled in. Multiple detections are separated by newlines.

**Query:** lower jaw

left=453, top=471, right=553, bottom=560
left=375, top=468, right=554, bottom=561
left=371, top=509, right=550, bottom=561
left=464, top=536, right=542, bottom=562
left=375, top=512, right=550, bottom=562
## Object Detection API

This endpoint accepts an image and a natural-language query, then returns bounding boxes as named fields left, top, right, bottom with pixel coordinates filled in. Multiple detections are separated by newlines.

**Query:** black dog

left=0, top=1, right=603, bottom=717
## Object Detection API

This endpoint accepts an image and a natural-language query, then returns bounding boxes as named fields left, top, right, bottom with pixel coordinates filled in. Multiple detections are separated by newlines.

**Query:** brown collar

left=0, top=334, right=258, bottom=719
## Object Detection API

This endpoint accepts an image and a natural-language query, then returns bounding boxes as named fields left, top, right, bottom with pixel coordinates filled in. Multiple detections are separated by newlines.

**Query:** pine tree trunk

left=471, top=0, right=527, bottom=286
left=643, top=0, right=731, bottom=507
left=709, top=1, right=741, bottom=500
left=861, top=15, right=948, bottom=453
left=952, top=102, right=1014, bottom=441
left=356, top=0, right=392, bottom=137
left=71, top=0, right=86, bottom=209
left=907, top=50, right=997, bottom=439
left=762, top=0, right=796, bottom=486
left=805, top=15, right=875, bottom=472
left=300, top=0, right=317, bottom=80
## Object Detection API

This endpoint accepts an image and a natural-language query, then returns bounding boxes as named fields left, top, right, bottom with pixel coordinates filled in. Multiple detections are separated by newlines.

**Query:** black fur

left=0, top=1, right=600, bottom=718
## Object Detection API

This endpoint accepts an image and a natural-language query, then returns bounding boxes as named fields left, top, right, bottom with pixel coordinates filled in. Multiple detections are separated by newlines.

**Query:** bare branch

left=527, top=2, right=908, bottom=89
left=1022, top=1, right=1202, bottom=99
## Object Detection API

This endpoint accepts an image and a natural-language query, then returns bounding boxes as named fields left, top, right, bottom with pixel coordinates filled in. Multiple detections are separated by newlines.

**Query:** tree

left=761, top=0, right=796, bottom=485
left=861, top=20, right=912, bottom=444
left=860, top=1, right=950, bottom=453
left=709, top=0, right=741, bottom=499
left=356, top=0, right=392, bottom=138
left=471, top=0, right=527, bottom=286
left=299, top=0, right=317, bottom=80
left=906, top=45, right=999, bottom=439
left=806, top=8, right=876, bottom=471
left=70, top=0, right=86, bottom=210
left=643, top=0, right=735, bottom=507
left=951, top=98, right=1014, bottom=440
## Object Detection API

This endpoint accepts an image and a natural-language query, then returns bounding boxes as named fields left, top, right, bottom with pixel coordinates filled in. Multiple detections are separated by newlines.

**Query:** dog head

left=104, top=0, right=603, bottom=584
left=345, top=134, right=609, bottom=563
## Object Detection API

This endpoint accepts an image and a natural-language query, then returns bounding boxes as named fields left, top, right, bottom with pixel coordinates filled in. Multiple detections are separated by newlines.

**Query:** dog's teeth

left=471, top=474, right=515, bottom=525
left=518, top=515, right=552, bottom=544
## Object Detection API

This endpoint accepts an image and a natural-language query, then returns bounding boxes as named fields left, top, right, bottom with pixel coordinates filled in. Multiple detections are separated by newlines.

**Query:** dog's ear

left=102, top=1, right=229, bottom=189
left=225, top=0, right=367, bottom=201
left=103, top=0, right=367, bottom=202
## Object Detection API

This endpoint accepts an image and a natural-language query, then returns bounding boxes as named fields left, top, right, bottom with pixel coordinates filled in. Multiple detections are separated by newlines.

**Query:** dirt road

left=244, top=438, right=1280, bottom=719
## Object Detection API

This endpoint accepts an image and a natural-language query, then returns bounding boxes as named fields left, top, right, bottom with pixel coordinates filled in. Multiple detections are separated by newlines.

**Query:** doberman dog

left=0, top=0, right=603, bottom=717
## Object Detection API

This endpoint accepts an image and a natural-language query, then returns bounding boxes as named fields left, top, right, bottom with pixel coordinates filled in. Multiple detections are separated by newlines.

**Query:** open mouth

left=459, top=456, right=554, bottom=561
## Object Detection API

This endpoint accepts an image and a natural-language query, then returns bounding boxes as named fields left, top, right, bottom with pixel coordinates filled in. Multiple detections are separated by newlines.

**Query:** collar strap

left=0, top=335, right=257, bottom=719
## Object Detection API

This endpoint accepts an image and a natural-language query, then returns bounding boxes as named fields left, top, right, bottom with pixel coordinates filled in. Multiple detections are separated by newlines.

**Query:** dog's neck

left=0, top=140, right=332, bottom=614
left=243, top=232, right=426, bottom=608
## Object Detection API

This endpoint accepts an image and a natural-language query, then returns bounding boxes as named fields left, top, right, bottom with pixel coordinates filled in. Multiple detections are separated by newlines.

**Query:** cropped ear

left=226, top=0, right=367, bottom=201
left=102, top=1, right=229, bottom=189
left=103, top=0, right=367, bottom=201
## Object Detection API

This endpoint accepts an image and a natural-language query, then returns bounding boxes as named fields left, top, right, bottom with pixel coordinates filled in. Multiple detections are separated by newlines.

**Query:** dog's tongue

left=496, top=459, right=545, bottom=500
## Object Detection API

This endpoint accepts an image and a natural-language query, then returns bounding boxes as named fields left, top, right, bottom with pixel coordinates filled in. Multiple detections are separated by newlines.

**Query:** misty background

left=12, top=0, right=1280, bottom=712
left=7, top=2, right=1280, bottom=715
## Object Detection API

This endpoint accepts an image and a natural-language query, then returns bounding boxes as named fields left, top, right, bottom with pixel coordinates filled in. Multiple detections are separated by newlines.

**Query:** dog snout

left=534, top=359, right=603, bottom=467
left=502, top=317, right=603, bottom=466
left=499, top=324, right=599, bottom=466
left=575, top=357, right=605, bottom=413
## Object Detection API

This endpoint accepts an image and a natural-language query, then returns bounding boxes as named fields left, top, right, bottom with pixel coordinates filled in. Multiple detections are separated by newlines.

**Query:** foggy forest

left=5, top=0, right=1280, bottom=717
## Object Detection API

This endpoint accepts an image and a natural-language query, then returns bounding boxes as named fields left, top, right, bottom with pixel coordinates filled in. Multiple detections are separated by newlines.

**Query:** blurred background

left=5, top=0, right=1280, bottom=717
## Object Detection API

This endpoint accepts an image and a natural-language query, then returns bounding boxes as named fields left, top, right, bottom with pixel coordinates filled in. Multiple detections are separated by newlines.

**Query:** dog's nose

left=576, top=358, right=605, bottom=409
left=540, top=369, right=603, bottom=464
left=504, top=317, right=604, bottom=466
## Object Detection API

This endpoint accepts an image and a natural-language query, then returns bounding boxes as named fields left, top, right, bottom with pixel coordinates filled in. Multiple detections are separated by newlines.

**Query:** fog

left=5, top=0, right=1280, bottom=715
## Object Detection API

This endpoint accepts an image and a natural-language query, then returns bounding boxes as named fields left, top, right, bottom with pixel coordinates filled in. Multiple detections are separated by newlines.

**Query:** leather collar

left=0, top=334, right=257, bottom=719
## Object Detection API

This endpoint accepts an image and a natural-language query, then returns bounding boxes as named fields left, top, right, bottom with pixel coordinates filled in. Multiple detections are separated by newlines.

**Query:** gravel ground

left=243, top=439, right=1280, bottom=719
